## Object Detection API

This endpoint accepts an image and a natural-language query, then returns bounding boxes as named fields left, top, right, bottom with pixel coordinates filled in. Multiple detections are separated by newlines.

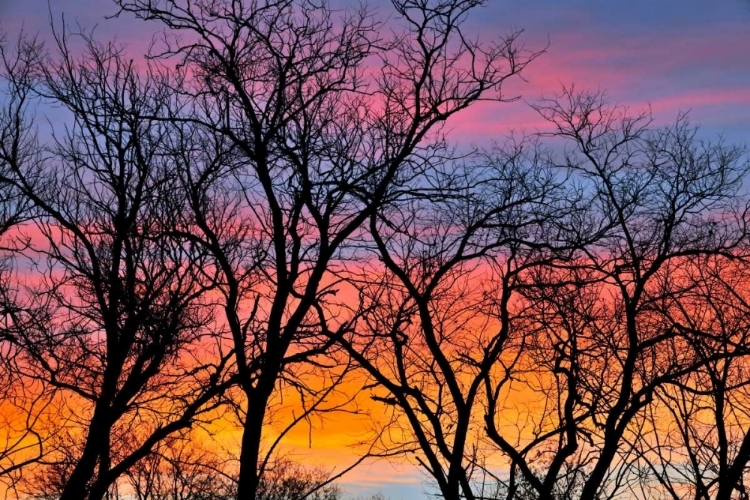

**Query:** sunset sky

left=1, top=0, right=750, bottom=498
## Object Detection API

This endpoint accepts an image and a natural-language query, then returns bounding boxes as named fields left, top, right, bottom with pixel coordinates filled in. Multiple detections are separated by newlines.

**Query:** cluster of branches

left=0, top=1, right=748, bottom=500
left=340, top=91, right=750, bottom=500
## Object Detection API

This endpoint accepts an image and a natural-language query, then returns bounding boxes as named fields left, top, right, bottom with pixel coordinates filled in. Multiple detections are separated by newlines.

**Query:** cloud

left=441, top=16, right=750, bottom=144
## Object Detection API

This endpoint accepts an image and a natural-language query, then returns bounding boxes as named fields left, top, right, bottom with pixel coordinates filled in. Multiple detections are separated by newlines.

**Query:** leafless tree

left=491, top=463, right=590, bottom=500
left=0, top=33, right=36, bottom=237
left=3, top=2, right=748, bottom=500
left=334, top=136, right=577, bottom=500
left=122, top=437, right=236, bottom=500
left=627, top=254, right=750, bottom=500
left=0, top=32, right=235, bottom=500
left=123, top=439, right=341, bottom=500
left=335, top=88, right=750, bottom=500
left=105, top=0, right=541, bottom=498
left=483, top=88, right=750, bottom=500
left=0, top=33, right=53, bottom=493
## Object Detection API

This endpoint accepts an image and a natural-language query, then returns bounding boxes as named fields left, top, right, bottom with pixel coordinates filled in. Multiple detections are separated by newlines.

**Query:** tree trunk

left=236, top=386, right=272, bottom=500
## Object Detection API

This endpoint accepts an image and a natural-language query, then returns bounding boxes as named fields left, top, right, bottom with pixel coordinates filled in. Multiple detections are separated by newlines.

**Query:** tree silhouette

left=630, top=255, right=750, bottom=500
left=0, top=3, right=748, bottom=500
left=106, top=0, right=541, bottom=498
left=335, top=137, right=576, bottom=500
left=484, top=89, right=750, bottom=500
left=0, top=34, right=55, bottom=494
left=0, top=33, right=234, bottom=500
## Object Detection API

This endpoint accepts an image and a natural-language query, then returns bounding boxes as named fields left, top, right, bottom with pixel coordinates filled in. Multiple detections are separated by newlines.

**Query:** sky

left=1, top=0, right=749, bottom=498
left=2, top=0, right=750, bottom=145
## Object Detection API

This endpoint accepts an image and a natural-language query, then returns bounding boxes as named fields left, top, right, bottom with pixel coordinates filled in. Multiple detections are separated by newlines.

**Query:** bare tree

left=628, top=254, right=750, bottom=500
left=0, top=33, right=52, bottom=493
left=334, top=137, right=574, bottom=500
left=255, top=460, right=341, bottom=500
left=0, top=32, right=235, bottom=500
left=482, top=88, right=750, bottom=500
left=124, top=441, right=342, bottom=500
left=0, top=33, right=36, bottom=237
left=3, top=3, right=747, bottom=500
left=339, top=88, right=750, bottom=500
left=123, top=438, right=236, bottom=500
left=106, top=0, right=541, bottom=498
left=491, top=463, right=590, bottom=500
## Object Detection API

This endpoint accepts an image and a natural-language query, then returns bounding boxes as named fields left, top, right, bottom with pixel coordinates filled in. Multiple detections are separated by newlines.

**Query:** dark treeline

left=0, top=1, right=749, bottom=499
